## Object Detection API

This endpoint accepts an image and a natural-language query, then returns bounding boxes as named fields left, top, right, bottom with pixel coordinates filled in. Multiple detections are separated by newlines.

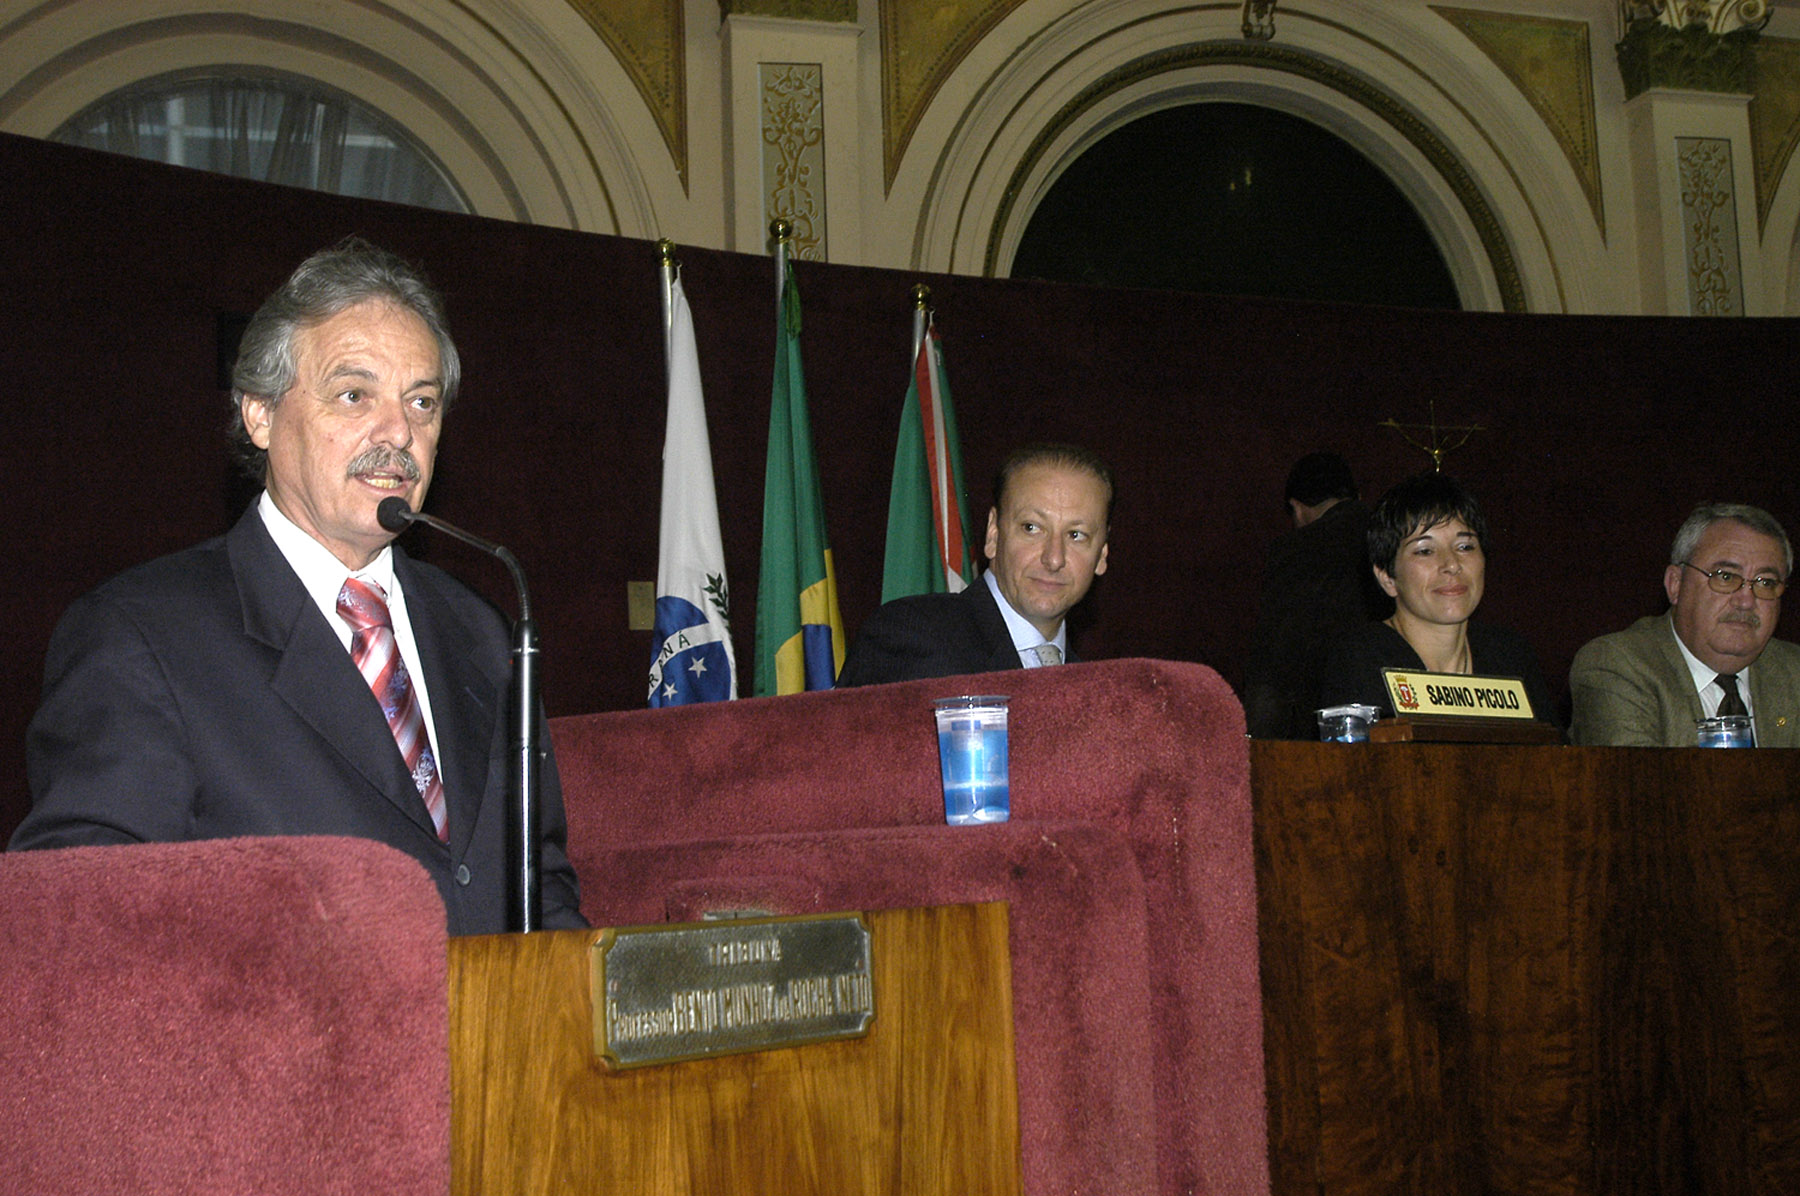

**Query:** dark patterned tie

left=337, top=578, right=448, bottom=842
left=1715, top=672, right=1749, bottom=719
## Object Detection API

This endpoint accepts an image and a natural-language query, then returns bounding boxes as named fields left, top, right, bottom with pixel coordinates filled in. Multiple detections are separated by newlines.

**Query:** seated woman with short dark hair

left=1317, top=472, right=1558, bottom=725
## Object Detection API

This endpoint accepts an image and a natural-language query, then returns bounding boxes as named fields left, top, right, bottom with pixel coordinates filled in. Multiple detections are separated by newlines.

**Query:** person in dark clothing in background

left=1242, top=452, right=1391, bottom=738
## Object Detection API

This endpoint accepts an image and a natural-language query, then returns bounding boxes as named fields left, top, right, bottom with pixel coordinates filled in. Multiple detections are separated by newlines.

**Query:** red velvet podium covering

left=0, top=836, right=450, bottom=1195
left=551, top=657, right=1269, bottom=1196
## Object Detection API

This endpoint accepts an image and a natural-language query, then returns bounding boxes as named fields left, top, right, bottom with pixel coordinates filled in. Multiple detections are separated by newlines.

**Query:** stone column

left=1619, top=10, right=1768, bottom=314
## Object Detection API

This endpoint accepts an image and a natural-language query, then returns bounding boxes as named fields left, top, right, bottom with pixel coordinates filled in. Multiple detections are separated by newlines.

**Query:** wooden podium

left=449, top=902, right=1022, bottom=1196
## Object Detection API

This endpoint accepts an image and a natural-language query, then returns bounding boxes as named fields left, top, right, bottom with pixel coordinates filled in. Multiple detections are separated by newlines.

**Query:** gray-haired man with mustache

left=1571, top=502, right=1800, bottom=747
left=12, top=240, right=585, bottom=933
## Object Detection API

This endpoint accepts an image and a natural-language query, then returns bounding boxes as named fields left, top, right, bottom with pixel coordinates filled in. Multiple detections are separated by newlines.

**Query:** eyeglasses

left=1681, top=562, right=1787, bottom=600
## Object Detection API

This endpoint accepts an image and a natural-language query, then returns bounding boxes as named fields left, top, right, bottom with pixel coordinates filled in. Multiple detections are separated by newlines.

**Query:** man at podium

left=11, top=239, right=584, bottom=933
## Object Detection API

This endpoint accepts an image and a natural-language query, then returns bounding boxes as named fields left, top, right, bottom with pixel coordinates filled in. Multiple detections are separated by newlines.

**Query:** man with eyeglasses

left=1571, top=502, right=1800, bottom=746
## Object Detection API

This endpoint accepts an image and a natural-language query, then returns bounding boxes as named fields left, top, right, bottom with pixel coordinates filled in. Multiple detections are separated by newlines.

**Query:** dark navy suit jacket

left=839, top=579, right=1069, bottom=686
left=14, top=504, right=583, bottom=934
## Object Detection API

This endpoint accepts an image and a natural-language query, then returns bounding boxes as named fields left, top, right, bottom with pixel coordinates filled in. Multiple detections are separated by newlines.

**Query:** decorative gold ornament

left=1620, top=0, right=1768, bottom=35
left=1243, top=0, right=1277, bottom=41
left=1379, top=401, right=1484, bottom=472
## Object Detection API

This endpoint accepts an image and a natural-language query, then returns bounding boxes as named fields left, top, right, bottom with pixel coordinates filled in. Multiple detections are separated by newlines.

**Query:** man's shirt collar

left=257, top=491, right=399, bottom=643
left=1668, top=614, right=1755, bottom=717
left=983, top=569, right=1067, bottom=663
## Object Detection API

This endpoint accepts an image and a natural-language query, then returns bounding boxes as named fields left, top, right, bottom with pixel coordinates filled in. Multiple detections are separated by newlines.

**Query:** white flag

left=648, top=273, right=736, bottom=705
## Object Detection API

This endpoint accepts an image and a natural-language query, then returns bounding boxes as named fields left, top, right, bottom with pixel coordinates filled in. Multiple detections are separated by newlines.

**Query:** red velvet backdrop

left=5, top=130, right=1800, bottom=839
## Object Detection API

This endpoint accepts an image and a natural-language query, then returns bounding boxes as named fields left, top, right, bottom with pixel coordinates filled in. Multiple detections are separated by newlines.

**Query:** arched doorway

left=1010, top=102, right=1460, bottom=308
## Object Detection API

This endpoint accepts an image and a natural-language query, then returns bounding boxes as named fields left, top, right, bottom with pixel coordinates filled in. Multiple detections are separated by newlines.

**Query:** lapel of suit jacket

left=394, top=550, right=505, bottom=852
left=228, top=508, right=440, bottom=841
left=1748, top=642, right=1799, bottom=747
left=967, top=578, right=1026, bottom=672
left=1649, top=615, right=1707, bottom=733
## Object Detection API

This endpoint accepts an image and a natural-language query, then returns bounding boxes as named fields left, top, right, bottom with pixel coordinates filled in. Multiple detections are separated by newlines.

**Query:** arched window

left=52, top=70, right=469, bottom=214
left=1012, top=103, right=1459, bottom=310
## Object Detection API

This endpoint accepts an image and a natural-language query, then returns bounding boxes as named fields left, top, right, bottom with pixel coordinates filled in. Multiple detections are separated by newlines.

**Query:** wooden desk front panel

left=1253, top=741, right=1800, bottom=1196
left=450, top=903, right=1021, bottom=1196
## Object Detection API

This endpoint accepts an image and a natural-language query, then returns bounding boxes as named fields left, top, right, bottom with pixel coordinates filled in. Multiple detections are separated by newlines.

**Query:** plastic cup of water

left=932, top=696, right=1010, bottom=825
left=1316, top=704, right=1381, bottom=743
left=1696, top=715, right=1754, bottom=748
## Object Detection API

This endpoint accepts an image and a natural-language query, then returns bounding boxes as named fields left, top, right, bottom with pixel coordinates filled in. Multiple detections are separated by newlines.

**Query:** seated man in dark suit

left=838, top=443, right=1111, bottom=685
left=12, top=238, right=583, bottom=933
left=1570, top=501, right=1800, bottom=746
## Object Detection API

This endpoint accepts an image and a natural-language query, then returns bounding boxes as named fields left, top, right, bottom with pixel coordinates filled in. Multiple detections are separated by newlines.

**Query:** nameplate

left=1382, top=668, right=1537, bottom=720
left=592, top=912, right=874, bottom=1069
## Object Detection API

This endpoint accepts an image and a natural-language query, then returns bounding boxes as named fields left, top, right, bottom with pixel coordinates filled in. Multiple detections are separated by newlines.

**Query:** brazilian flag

left=754, top=268, right=844, bottom=696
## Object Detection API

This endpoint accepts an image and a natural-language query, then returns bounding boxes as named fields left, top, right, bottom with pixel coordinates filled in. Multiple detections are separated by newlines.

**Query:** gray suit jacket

left=1568, top=613, right=1800, bottom=747
left=13, top=504, right=584, bottom=933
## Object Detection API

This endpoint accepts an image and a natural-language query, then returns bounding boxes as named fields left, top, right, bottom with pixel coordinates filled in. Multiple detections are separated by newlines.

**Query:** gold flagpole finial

left=911, top=284, right=931, bottom=311
left=656, top=238, right=677, bottom=267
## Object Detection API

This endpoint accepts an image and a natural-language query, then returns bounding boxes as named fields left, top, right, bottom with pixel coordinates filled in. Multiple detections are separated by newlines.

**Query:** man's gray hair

left=228, top=237, right=459, bottom=480
left=1669, top=502, right=1793, bottom=577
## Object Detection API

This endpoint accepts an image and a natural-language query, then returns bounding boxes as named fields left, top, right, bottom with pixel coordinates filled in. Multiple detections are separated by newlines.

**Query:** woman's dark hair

left=1366, top=472, right=1488, bottom=576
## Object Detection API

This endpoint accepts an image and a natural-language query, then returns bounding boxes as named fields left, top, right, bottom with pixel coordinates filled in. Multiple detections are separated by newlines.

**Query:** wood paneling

left=1254, top=741, right=1800, bottom=1195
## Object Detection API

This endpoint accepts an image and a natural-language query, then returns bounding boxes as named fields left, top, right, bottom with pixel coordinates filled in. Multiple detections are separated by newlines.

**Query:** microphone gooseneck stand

left=378, top=496, right=541, bottom=933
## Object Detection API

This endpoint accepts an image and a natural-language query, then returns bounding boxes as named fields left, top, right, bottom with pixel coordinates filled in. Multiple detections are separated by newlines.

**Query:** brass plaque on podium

left=592, top=912, right=874, bottom=1069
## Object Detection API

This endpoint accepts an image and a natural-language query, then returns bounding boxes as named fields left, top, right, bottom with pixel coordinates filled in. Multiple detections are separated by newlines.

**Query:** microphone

left=377, top=497, right=530, bottom=621
left=378, top=496, right=542, bottom=934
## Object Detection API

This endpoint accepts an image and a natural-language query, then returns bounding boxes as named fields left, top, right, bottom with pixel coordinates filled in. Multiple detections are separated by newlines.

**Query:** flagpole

left=771, top=218, right=790, bottom=294
left=657, top=237, right=677, bottom=350
left=910, top=283, right=930, bottom=362
left=649, top=237, right=738, bottom=705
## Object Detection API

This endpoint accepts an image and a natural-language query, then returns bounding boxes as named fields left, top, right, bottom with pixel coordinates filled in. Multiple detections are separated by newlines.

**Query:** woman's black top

left=1317, top=620, right=1560, bottom=727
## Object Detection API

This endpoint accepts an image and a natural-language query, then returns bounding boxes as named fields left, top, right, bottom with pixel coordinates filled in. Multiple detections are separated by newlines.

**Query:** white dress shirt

left=257, top=492, right=443, bottom=754
left=1669, top=619, right=1757, bottom=724
left=983, top=569, right=1067, bottom=668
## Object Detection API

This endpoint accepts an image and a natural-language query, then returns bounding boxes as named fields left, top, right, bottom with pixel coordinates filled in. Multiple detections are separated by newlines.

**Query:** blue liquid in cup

left=1316, top=704, right=1377, bottom=743
left=1697, top=718, right=1754, bottom=748
left=937, top=720, right=1010, bottom=825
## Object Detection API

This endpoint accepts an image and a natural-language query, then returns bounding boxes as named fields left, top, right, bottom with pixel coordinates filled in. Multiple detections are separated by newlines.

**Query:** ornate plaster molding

left=1677, top=135, right=1744, bottom=314
left=761, top=62, right=827, bottom=260
left=1433, top=8, right=1603, bottom=237
left=1617, top=18, right=1764, bottom=98
left=1620, top=1, right=1769, bottom=36
left=880, top=0, right=1023, bottom=191
left=562, top=0, right=685, bottom=188
left=1749, top=35, right=1800, bottom=229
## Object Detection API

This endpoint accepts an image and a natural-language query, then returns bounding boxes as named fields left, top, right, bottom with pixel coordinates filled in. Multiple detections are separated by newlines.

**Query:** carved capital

left=1620, top=1, right=1769, bottom=35
left=1617, top=21, right=1758, bottom=97
left=720, top=0, right=855, bottom=20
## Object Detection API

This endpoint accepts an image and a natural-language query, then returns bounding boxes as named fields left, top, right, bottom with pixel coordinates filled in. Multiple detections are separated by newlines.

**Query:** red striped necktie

left=337, top=578, right=448, bottom=842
